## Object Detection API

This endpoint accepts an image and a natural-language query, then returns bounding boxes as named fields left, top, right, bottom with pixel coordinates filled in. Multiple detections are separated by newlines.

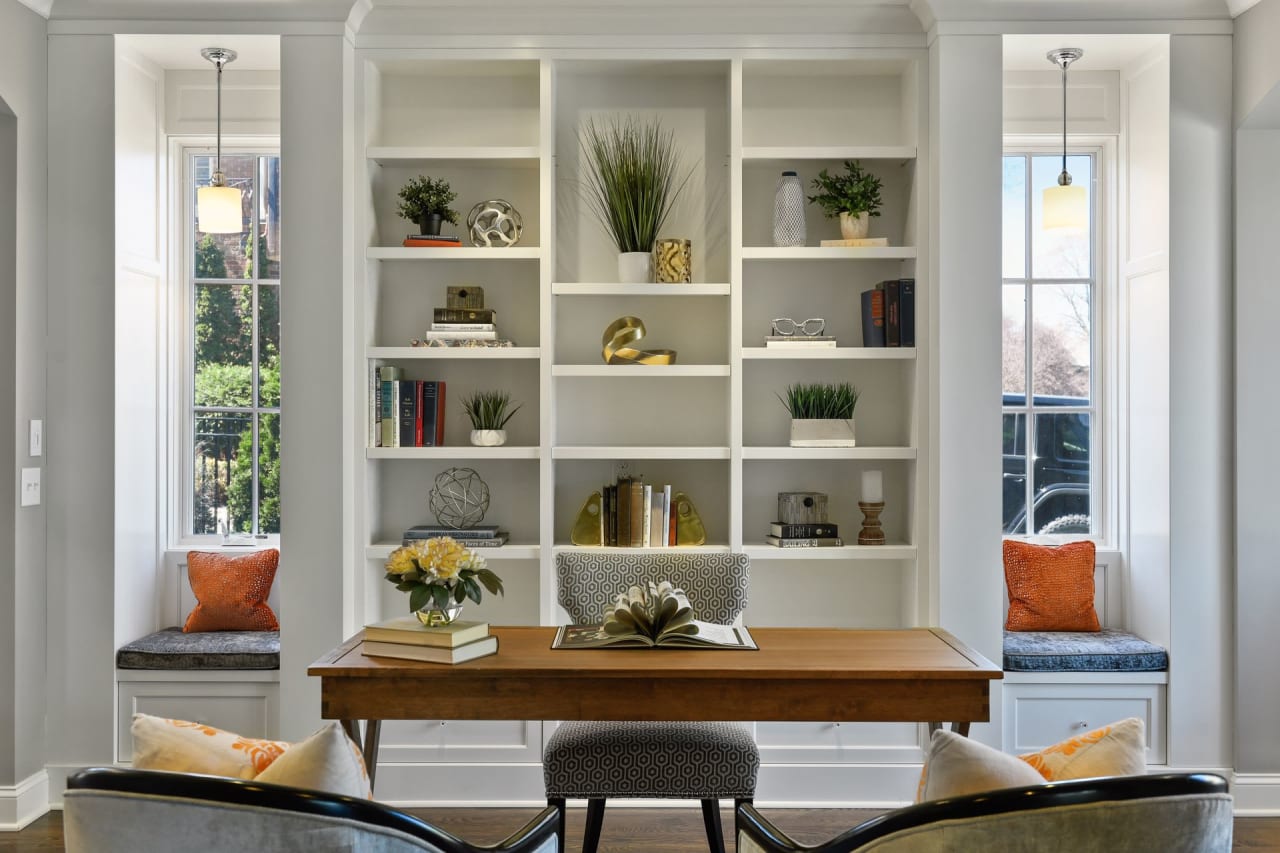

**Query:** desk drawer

left=755, top=722, right=924, bottom=764
left=1003, top=683, right=1166, bottom=763
left=377, top=720, right=542, bottom=764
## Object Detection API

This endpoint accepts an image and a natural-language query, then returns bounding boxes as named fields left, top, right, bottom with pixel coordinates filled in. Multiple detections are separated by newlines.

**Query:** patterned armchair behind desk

left=544, top=552, right=759, bottom=853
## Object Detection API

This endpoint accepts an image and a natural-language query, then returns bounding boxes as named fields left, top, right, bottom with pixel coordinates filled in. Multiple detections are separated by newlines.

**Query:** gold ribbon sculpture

left=601, top=316, right=677, bottom=365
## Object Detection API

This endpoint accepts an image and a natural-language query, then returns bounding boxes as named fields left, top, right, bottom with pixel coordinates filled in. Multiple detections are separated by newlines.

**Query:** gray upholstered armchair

left=65, top=767, right=559, bottom=853
left=544, top=552, right=759, bottom=853
left=735, top=773, right=1232, bottom=852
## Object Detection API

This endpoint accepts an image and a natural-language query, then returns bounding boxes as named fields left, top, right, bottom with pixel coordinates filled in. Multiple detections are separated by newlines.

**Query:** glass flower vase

left=416, top=602, right=465, bottom=627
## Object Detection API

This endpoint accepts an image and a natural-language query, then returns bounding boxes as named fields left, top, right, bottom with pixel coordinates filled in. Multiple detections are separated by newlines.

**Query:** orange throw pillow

left=1004, top=540, right=1099, bottom=632
left=183, top=549, right=280, bottom=632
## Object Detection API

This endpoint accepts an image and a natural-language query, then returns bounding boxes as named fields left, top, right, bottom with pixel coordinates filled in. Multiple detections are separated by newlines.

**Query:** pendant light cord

left=215, top=55, right=223, bottom=184
left=1060, top=59, right=1067, bottom=180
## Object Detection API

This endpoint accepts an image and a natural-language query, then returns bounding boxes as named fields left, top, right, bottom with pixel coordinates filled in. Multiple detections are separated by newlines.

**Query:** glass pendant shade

left=1042, top=183, right=1087, bottom=230
left=197, top=185, right=242, bottom=234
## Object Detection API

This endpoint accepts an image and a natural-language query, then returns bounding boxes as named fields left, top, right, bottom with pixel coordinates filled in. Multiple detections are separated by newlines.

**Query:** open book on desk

left=552, top=580, right=758, bottom=650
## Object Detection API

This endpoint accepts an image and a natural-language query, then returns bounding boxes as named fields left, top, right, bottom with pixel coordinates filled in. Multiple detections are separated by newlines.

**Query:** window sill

left=166, top=537, right=280, bottom=559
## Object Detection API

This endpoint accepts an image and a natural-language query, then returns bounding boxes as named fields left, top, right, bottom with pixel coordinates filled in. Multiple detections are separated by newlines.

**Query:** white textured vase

left=470, top=429, right=507, bottom=447
left=618, top=252, right=651, bottom=283
left=839, top=211, right=870, bottom=239
left=773, top=171, right=807, bottom=247
left=789, top=418, right=856, bottom=448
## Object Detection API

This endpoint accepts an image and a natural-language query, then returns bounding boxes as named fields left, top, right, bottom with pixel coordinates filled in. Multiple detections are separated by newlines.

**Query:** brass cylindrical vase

left=654, top=238, right=692, bottom=283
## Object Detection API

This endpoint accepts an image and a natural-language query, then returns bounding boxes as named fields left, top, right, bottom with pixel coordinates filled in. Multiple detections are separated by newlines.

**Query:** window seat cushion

left=1003, top=628, right=1167, bottom=673
left=116, top=627, right=280, bottom=670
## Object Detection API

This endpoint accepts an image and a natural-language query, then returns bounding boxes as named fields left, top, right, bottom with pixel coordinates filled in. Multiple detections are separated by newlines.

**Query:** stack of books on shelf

left=403, top=234, right=461, bottom=248
left=860, top=278, right=916, bottom=348
left=421, top=286, right=516, bottom=348
left=765, top=521, right=843, bottom=548
left=362, top=616, right=498, bottom=664
left=599, top=478, right=677, bottom=548
left=369, top=365, right=446, bottom=448
left=766, top=335, right=837, bottom=349
left=404, top=524, right=509, bottom=548
left=818, top=237, right=890, bottom=247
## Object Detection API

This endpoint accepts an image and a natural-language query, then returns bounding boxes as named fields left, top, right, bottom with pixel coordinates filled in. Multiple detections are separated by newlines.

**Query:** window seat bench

left=1002, top=628, right=1167, bottom=673
left=116, top=627, right=279, bottom=671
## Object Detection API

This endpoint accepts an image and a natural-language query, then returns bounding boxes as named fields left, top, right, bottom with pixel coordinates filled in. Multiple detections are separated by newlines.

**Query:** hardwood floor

left=4, top=807, right=1278, bottom=851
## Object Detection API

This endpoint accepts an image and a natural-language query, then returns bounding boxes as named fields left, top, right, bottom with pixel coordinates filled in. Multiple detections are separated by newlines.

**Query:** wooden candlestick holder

left=857, top=501, right=886, bottom=545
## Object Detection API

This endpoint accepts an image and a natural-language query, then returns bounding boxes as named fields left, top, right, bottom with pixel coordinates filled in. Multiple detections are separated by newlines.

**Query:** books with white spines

left=765, top=535, right=844, bottom=547
left=662, top=485, right=672, bottom=548
left=363, top=635, right=498, bottom=664
left=818, top=237, right=889, bottom=247
left=426, top=329, right=498, bottom=341
left=364, top=616, right=490, bottom=648
left=642, top=484, right=652, bottom=548
left=649, top=488, right=662, bottom=547
left=765, top=336, right=837, bottom=348
left=429, top=323, right=496, bottom=332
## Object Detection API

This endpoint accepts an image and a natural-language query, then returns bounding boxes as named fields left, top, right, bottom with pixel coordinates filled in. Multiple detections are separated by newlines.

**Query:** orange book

left=403, top=238, right=461, bottom=248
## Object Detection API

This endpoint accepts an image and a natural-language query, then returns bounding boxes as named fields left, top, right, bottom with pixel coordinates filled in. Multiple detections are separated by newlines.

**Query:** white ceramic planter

left=618, top=252, right=652, bottom=283
left=470, top=429, right=507, bottom=447
left=839, top=211, right=870, bottom=239
left=789, top=418, right=856, bottom=447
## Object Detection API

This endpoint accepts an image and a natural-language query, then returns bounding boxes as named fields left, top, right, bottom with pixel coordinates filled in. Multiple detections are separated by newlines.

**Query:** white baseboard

left=1232, top=773, right=1280, bottom=815
left=0, top=771, right=49, bottom=831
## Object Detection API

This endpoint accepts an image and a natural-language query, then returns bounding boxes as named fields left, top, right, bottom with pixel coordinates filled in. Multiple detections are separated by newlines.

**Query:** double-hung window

left=184, top=149, right=281, bottom=537
left=1001, top=151, right=1098, bottom=536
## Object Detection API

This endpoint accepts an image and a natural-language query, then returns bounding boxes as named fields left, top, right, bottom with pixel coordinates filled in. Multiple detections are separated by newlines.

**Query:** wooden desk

left=310, top=626, right=1001, bottom=784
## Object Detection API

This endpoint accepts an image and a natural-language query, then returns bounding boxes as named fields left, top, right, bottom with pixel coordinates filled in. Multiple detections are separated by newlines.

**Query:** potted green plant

left=397, top=175, right=458, bottom=237
left=807, top=160, right=884, bottom=240
left=577, top=116, right=692, bottom=283
left=778, top=382, right=860, bottom=447
left=463, top=390, right=522, bottom=447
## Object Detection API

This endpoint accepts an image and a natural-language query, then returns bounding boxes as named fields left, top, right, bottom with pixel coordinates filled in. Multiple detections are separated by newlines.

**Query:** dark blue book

left=900, top=278, right=916, bottom=347
left=884, top=279, right=901, bottom=347
left=861, top=288, right=885, bottom=347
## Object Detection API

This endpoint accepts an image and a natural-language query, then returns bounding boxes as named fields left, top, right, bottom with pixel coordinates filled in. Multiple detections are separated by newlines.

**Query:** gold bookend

left=673, top=491, right=706, bottom=546
left=570, top=491, right=603, bottom=546
left=601, top=316, right=677, bottom=365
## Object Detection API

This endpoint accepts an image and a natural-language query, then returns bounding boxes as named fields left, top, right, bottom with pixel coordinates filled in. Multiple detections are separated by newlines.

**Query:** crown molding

left=14, top=0, right=53, bottom=18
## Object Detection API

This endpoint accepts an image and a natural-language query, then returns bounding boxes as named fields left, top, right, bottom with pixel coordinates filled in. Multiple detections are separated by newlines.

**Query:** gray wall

left=277, top=33, right=348, bottom=741
left=0, top=0, right=47, bottom=789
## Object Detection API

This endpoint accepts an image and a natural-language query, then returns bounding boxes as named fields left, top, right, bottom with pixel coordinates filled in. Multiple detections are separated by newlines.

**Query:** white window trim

left=166, top=136, right=280, bottom=550
left=1002, top=135, right=1119, bottom=549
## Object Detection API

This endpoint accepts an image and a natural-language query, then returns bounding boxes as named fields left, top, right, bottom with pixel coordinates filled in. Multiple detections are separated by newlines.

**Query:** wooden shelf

left=366, top=542, right=541, bottom=560
left=553, top=446, right=731, bottom=460
left=367, top=347, right=542, bottom=360
left=553, top=544, right=732, bottom=554
left=742, top=246, right=917, bottom=261
left=366, top=446, right=541, bottom=460
left=742, top=543, right=917, bottom=560
left=742, top=347, right=916, bottom=360
left=367, top=247, right=542, bottom=261
left=552, top=365, right=731, bottom=377
left=552, top=282, right=731, bottom=296
left=742, top=446, right=916, bottom=460
left=366, top=146, right=540, bottom=167
left=741, top=145, right=916, bottom=163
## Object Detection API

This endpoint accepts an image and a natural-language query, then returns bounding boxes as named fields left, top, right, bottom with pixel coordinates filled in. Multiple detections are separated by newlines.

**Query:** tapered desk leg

left=927, top=722, right=972, bottom=737
left=363, top=720, right=382, bottom=789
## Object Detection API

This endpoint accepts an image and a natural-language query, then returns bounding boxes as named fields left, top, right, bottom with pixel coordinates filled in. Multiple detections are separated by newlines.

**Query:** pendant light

left=1042, top=47, right=1087, bottom=230
left=196, top=47, right=242, bottom=234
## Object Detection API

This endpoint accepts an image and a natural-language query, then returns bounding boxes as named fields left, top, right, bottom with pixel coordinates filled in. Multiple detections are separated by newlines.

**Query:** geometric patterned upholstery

left=544, top=721, right=759, bottom=799
left=555, top=552, right=750, bottom=625
left=116, top=627, right=281, bottom=670
left=1002, top=629, right=1168, bottom=672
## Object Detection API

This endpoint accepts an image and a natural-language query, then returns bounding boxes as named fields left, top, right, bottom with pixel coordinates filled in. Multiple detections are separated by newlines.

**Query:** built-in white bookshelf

left=351, top=51, right=928, bottom=636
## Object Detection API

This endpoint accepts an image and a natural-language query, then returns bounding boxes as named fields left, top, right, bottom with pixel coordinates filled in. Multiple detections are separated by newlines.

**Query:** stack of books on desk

left=764, top=521, right=843, bottom=548
left=362, top=616, right=498, bottom=664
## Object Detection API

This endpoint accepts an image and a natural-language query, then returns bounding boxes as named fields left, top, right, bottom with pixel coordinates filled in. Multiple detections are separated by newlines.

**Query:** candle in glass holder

left=861, top=470, right=883, bottom=503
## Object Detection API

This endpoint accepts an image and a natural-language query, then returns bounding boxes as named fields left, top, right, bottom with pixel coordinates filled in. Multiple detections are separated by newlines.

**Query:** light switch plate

left=20, top=468, right=40, bottom=507
left=29, top=420, right=42, bottom=457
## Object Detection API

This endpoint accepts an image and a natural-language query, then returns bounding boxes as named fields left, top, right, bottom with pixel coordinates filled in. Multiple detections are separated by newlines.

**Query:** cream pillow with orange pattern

left=916, top=717, right=1146, bottom=802
left=130, top=714, right=371, bottom=799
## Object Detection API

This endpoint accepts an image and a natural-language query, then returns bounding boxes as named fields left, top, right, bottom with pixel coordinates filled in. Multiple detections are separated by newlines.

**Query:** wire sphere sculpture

left=467, top=199, right=523, bottom=247
left=429, top=467, right=491, bottom=529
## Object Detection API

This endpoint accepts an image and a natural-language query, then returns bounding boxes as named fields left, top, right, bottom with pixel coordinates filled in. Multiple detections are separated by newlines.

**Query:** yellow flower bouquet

left=384, top=537, right=504, bottom=624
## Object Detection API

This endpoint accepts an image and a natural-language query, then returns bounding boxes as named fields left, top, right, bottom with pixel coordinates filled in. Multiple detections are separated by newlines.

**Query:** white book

left=369, top=363, right=380, bottom=448
left=426, top=329, right=498, bottom=341
left=642, top=484, right=652, bottom=548
left=650, top=489, right=662, bottom=547
left=662, top=485, right=672, bottom=548
left=765, top=340, right=838, bottom=348
left=429, top=323, right=496, bottom=332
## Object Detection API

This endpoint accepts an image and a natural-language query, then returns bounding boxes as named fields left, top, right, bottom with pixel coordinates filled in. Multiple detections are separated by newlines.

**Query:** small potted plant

left=778, top=382, right=860, bottom=447
left=463, top=390, right=522, bottom=447
left=807, top=160, right=883, bottom=240
left=385, top=536, right=504, bottom=625
left=397, top=175, right=458, bottom=237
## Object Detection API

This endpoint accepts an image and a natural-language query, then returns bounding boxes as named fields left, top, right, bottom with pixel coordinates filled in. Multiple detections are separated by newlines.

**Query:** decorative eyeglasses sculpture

left=771, top=318, right=826, bottom=337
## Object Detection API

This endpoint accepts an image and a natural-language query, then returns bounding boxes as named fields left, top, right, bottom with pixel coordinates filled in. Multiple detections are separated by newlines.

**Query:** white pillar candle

left=861, top=470, right=883, bottom=503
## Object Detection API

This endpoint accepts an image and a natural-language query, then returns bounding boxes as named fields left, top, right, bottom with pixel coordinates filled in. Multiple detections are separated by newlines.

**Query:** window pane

left=258, top=413, right=281, bottom=534
left=258, top=285, right=280, bottom=407
left=194, top=154, right=256, bottom=276
left=257, top=156, right=281, bottom=279
left=1002, top=412, right=1028, bottom=535
left=1002, top=284, right=1026, bottom=397
left=1031, top=154, right=1091, bottom=279
left=194, top=412, right=252, bottom=535
left=194, top=283, right=253, bottom=407
left=1031, top=283, right=1091, bottom=402
left=1002, top=156, right=1026, bottom=279
left=1031, top=412, right=1092, bottom=535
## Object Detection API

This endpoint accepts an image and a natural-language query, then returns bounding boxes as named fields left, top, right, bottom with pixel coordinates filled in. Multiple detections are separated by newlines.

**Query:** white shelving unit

left=349, top=50, right=930, bottom=800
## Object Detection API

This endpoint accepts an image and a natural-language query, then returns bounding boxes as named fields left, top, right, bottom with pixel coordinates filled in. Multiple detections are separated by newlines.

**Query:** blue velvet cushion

left=1003, top=628, right=1167, bottom=672
left=116, top=627, right=280, bottom=670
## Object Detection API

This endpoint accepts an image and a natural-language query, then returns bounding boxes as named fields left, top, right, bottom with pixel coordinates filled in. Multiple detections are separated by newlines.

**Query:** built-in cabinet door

left=377, top=720, right=543, bottom=764
left=754, top=722, right=925, bottom=765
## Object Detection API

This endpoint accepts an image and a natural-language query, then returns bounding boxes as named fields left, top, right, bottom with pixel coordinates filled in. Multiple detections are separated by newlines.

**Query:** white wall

left=930, top=33, right=1004, bottom=742
left=164, top=69, right=280, bottom=136
left=0, top=0, right=47, bottom=817
left=1003, top=69, right=1120, bottom=135
left=1167, top=33, right=1234, bottom=771
left=113, top=44, right=165, bottom=652
left=277, top=33, right=347, bottom=741
left=1234, top=0, right=1280, bottom=128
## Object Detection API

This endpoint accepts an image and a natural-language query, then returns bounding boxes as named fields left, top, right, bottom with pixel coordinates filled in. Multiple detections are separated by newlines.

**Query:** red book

left=668, top=505, right=677, bottom=546
left=435, top=381, right=447, bottom=446
left=414, top=381, right=424, bottom=447
left=403, top=238, right=462, bottom=248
